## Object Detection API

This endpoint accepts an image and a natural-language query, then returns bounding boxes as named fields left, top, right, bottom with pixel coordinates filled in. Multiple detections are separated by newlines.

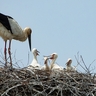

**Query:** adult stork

left=0, top=13, right=32, bottom=68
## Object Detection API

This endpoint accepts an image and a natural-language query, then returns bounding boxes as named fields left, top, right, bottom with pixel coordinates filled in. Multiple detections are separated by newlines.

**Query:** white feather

left=41, top=56, right=50, bottom=71
left=28, top=48, right=41, bottom=69
left=50, top=53, right=63, bottom=70
left=8, top=18, right=23, bottom=36
left=66, top=58, right=76, bottom=72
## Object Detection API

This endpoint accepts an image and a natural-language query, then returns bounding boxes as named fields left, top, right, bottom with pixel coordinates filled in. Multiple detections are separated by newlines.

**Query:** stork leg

left=8, top=40, right=12, bottom=68
left=4, top=41, right=7, bottom=67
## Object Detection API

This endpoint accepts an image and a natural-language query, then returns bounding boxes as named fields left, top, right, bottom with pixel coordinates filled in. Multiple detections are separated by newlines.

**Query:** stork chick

left=42, top=56, right=50, bottom=71
left=49, top=53, right=63, bottom=70
left=29, top=48, right=41, bottom=69
left=66, top=58, right=76, bottom=72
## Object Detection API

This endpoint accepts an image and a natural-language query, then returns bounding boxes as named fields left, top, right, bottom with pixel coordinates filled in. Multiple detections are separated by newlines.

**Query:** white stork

left=49, top=53, right=63, bottom=70
left=41, top=56, right=50, bottom=71
left=48, top=53, right=64, bottom=78
left=66, top=58, right=76, bottom=72
left=0, top=13, right=32, bottom=68
left=28, top=48, right=41, bottom=69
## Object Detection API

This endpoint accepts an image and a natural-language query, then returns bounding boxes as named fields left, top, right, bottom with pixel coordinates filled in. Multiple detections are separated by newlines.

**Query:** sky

left=0, top=0, right=96, bottom=73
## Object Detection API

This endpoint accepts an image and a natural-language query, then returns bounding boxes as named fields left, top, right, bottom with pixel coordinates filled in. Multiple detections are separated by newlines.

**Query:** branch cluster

left=0, top=67, right=96, bottom=96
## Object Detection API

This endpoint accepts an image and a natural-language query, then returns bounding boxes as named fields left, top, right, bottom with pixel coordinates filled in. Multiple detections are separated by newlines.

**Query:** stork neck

left=16, top=30, right=27, bottom=41
left=33, top=54, right=38, bottom=62
left=45, top=62, right=49, bottom=70
left=50, top=59, right=56, bottom=69
left=67, top=64, right=71, bottom=67
left=23, top=30, right=28, bottom=40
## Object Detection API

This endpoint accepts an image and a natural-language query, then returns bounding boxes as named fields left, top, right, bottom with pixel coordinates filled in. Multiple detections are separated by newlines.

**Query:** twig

left=27, top=52, right=30, bottom=66
left=80, top=55, right=89, bottom=73
left=75, top=55, right=87, bottom=72
left=88, top=59, right=96, bottom=70
left=1, top=84, right=22, bottom=96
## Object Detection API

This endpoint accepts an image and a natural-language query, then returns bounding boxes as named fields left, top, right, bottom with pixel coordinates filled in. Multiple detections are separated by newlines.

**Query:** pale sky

left=0, top=1, right=96, bottom=73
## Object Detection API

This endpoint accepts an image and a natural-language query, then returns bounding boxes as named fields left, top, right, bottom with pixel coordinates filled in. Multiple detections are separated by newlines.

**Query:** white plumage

left=48, top=53, right=64, bottom=78
left=28, top=48, right=41, bottom=69
left=0, top=13, right=32, bottom=68
left=66, top=58, right=76, bottom=72
left=41, top=56, right=50, bottom=71
left=49, top=53, right=63, bottom=70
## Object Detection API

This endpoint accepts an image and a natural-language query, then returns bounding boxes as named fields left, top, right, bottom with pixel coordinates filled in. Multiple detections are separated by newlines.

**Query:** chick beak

left=49, top=55, right=54, bottom=59
left=28, top=34, right=31, bottom=51
left=66, top=60, right=72, bottom=66
left=36, top=50, right=40, bottom=55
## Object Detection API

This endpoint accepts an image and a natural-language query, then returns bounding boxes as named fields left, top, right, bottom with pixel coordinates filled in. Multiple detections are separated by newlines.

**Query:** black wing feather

left=0, top=13, right=13, bottom=34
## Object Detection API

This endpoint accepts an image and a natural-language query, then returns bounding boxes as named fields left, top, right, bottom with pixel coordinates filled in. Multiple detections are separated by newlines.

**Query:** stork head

left=43, top=56, right=49, bottom=64
left=32, top=48, right=40, bottom=56
left=24, top=27, right=32, bottom=51
left=49, top=53, right=58, bottom=60
left=66, top=58, right=72, bottom=66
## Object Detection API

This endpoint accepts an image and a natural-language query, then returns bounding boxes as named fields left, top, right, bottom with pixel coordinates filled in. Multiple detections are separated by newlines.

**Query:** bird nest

left=0, top=66, right=96, bottom=96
